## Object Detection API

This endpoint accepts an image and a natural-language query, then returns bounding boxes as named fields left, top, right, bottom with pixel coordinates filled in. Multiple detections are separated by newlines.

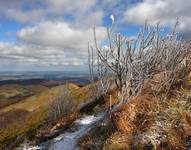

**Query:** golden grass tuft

left=104, top=132, right=130, bottom=150
left=112, top=94, right=157, bottom=134
left=109, top=87, right=191, bottom=150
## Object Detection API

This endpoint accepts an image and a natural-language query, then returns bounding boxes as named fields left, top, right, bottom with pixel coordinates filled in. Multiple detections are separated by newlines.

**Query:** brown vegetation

left=48, top=83, right=79, bottom=120
left=105, top=84, right=191, bottom=150
left=78, top=73, right=191, bottom=150
left=0, top=83, right=51, bottom=109
left=78, top=120, right=115, bottom=150
left=35, top=112, right=79, bottom=142
left=104, top=89, right=120, bottom=107
left=0, top=83, right=80, bottom=149
left=111, top=94, right=157, bottom=134
left=0, top=81, right=104, bottom=149
left=0, top=108, right=48, bottom=149
left=80, top=19, right=191, bottom=150
left=0, top=109, right=30, bottom=128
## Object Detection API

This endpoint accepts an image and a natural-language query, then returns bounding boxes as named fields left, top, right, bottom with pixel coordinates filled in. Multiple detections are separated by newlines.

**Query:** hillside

left=0, top=79, right=61, bottom=109
left=0, top=80, right=103, bottom=149
left=0, top=76, right=88, bottom=110
left=77, top=75, right=191, bottom=150
left=0, top=83, right=81, bottom=148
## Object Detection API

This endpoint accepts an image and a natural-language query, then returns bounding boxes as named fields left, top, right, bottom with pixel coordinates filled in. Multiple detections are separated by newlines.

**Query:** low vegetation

left=0, top=80, right=103, bottom=149
left=0, top=108, right=47, bottom=149
left=1, top=19, right=191, bottom=150
left=0, top=83, right=80, bottom=149
left=49, top=83, right=79, bottom=120
left=78, top=20, right=191, bottom=150
left=105, top=83, right=191, bottom=150
left=0, top=83, right=51, bottom=109
left=0, top=85, right=33, bottom=109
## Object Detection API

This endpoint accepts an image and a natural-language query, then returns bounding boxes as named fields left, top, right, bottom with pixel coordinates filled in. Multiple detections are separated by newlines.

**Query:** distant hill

left=0, top=81, right=99, bottom=149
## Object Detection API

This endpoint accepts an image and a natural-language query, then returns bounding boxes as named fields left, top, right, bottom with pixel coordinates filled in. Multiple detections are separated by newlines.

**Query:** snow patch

left=75, top=115, right=100, bottom=125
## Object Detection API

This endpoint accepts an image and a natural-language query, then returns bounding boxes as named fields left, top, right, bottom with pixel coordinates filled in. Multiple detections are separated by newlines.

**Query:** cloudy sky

left=0, top=0, right=190, bottom=72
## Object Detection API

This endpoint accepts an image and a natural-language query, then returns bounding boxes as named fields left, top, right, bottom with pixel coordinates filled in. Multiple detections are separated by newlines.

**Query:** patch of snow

left=75, top=115, right=100, bottom=125
left=53, top=135, right=63, bottom=141
left=18, top=143, right=41, bottom=150
left=18, top=112, right=106, bottom=150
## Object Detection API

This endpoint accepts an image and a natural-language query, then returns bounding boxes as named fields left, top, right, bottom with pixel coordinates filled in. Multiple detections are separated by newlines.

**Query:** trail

left=18, top=112, right=105, bottom=150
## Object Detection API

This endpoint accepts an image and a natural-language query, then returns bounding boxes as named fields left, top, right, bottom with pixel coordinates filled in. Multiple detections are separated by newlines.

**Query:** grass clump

left=78, top=121, right=115, bottom=150
left=106, top=86, right=191, bottom=150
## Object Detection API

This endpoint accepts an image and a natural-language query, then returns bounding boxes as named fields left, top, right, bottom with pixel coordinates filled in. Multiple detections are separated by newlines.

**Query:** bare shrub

left=49, top=83, right=78, bottom=120
left=89, top=19, right=191, bottom=104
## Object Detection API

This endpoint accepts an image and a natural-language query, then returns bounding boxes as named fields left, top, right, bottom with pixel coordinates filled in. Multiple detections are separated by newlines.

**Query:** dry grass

left=104, top=132, right=131, bottom=150
left=0, top=87, right=56, bottom=149
left=0, top=85, right=64, bottom=113
left=111, top=94, right=157, bottom=134
left=104, top=89, right=120, bottom=107
left=48, top=83, right=79, bottom=120
left=0, top=108, right=48, bottom=149
left=106, top=86, right=191, bottom=150
left=0, top=82, right=102, bottom=149
left=78, top=122, right=115, bottom=150
left=0, top=84, right=51, bottom=109
left=0, top=85, right=33, bottom=108
left=0, top=109, right=30, bottom=128
left=36, top=112, right=79, bottom=140
left=0, top=83, right=82, bottom=149
left=85, top=19, right=191, bottom=150
left=71, top=82, right=99, bottom=102
left=24, top=84, right=48, bottom=94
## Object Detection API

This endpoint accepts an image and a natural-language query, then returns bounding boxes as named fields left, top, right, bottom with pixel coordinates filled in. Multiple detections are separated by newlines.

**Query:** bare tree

left=88, top=18, right=191, bottom=105
left=49, top=83, right=78, bottom=120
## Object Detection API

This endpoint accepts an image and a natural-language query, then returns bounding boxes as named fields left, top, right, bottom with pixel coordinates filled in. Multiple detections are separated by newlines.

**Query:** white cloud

left=0, top=0, right=29, bottom=8
left=0, top=0, right=103, bottom=27
left=45, top=0, right=96, bottom=14
left=45, top=0, right=104, bottom=28
left=0, top=42, right=86, bottom=69
left=0, top=20, right=107, bottom=70
left=124, top=0, right=191, bottom=37
left=17, top=21, right=107, bottom=50
left=0, top=0, right=124, bottom=70
left=5, top=9, right=45, bottom=23
left=0, top=0, right=109, bottom=70
left=1, top=0, right=190, bottom=71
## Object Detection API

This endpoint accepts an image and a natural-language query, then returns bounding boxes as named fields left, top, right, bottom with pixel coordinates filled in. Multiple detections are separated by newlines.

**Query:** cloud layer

left=17, top=21, right=106, bottom=50
left=0, top=20, right=107, bottom=70
left=124, top=0, right=191, bottom=37
left=0, top=0, right=108, bottom=71
left=0, top=0, right=190, bottom=71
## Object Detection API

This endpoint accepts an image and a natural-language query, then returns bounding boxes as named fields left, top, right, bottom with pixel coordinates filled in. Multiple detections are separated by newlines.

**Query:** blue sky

left=0, top=0, right=190, bottom=71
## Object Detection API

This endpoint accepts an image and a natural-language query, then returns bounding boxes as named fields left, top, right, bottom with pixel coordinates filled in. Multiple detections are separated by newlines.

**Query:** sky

left=0, top=0, right=190, bottom=72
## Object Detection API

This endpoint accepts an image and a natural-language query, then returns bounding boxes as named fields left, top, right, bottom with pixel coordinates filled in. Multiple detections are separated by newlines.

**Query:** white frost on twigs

left=110, top=14, right=115, bottom=24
